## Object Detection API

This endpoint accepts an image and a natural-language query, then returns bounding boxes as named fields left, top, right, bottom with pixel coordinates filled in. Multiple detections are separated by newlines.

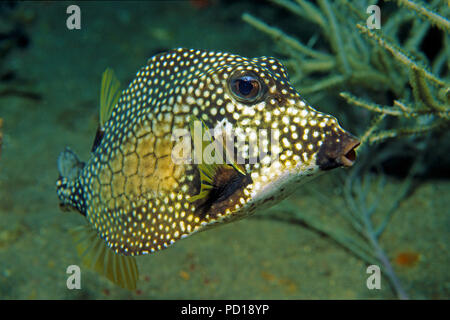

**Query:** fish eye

left=229, top=72, right=263, bottom=103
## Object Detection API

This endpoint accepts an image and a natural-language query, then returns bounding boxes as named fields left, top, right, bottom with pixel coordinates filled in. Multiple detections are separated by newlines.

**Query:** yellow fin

left=188, top=115, right=246, bottom=202
left=70, top=225, right=139, bottom=290
left=189, top=116, right=217, bottom=202
left=99, top=68, right=121, bottom=127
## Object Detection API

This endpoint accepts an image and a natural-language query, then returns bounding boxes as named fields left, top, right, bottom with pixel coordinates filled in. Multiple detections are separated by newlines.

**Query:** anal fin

left=70, top=225, right=139, bottom=290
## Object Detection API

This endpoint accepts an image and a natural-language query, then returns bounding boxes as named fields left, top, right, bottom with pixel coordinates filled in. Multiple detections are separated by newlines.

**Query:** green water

left=0, top=1, right=448, bottom=299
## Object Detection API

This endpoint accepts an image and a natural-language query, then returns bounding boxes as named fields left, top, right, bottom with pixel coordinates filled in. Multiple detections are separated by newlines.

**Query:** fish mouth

left=339, top=138, right=360, bottom=167
left=316, top=133, right=360, bottom=170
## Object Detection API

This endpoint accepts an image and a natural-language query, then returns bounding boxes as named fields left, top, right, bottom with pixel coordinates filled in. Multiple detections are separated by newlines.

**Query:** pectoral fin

left=188, top=116, right=251, bottom=211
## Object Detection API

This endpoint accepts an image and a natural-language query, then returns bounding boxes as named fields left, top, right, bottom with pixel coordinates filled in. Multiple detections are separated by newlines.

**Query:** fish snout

left=316, top=131, right=360, bottom=170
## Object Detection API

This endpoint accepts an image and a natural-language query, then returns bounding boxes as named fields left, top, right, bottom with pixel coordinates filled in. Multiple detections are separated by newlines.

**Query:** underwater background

left=0, top=0, right=448, bottom=299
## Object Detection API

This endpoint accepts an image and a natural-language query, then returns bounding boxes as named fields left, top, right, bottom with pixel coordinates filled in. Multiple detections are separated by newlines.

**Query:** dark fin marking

left=187, top=115, right=252, bottom=215
left=91, top=127, right=104, bottom=152
left=196, top=166, right=252, bottom=217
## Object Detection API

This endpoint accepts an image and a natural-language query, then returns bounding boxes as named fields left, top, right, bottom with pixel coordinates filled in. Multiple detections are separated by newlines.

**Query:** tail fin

left=56, top=147, right=86, bottom=214
left=57, top=149, right=139, bottom=290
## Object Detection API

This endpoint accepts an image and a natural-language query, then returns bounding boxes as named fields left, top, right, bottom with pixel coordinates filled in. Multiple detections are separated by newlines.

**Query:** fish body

left=56, top=48, right=359, bottom=288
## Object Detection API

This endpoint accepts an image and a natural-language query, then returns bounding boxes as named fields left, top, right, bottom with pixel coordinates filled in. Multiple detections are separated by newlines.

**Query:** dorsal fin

left=91, top=68, right=121, bottom=152
left=99, top=68, right=121, bottom=127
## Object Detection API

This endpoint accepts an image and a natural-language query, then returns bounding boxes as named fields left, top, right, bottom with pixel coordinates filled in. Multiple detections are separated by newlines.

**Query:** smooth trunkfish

left=56, top=48, right=360, bottom=289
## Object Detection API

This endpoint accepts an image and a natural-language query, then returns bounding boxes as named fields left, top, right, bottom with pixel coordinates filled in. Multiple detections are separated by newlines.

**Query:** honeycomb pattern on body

left=61, top=48, right=350, bottom=256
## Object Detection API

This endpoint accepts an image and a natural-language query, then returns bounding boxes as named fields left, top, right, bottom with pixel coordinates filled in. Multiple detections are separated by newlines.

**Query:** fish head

left=186, top=53, right=360, bottom=220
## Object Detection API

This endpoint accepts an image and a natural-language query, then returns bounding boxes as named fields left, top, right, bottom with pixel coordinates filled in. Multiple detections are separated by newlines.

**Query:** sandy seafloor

left=0, top=1, right=448, bottom=299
